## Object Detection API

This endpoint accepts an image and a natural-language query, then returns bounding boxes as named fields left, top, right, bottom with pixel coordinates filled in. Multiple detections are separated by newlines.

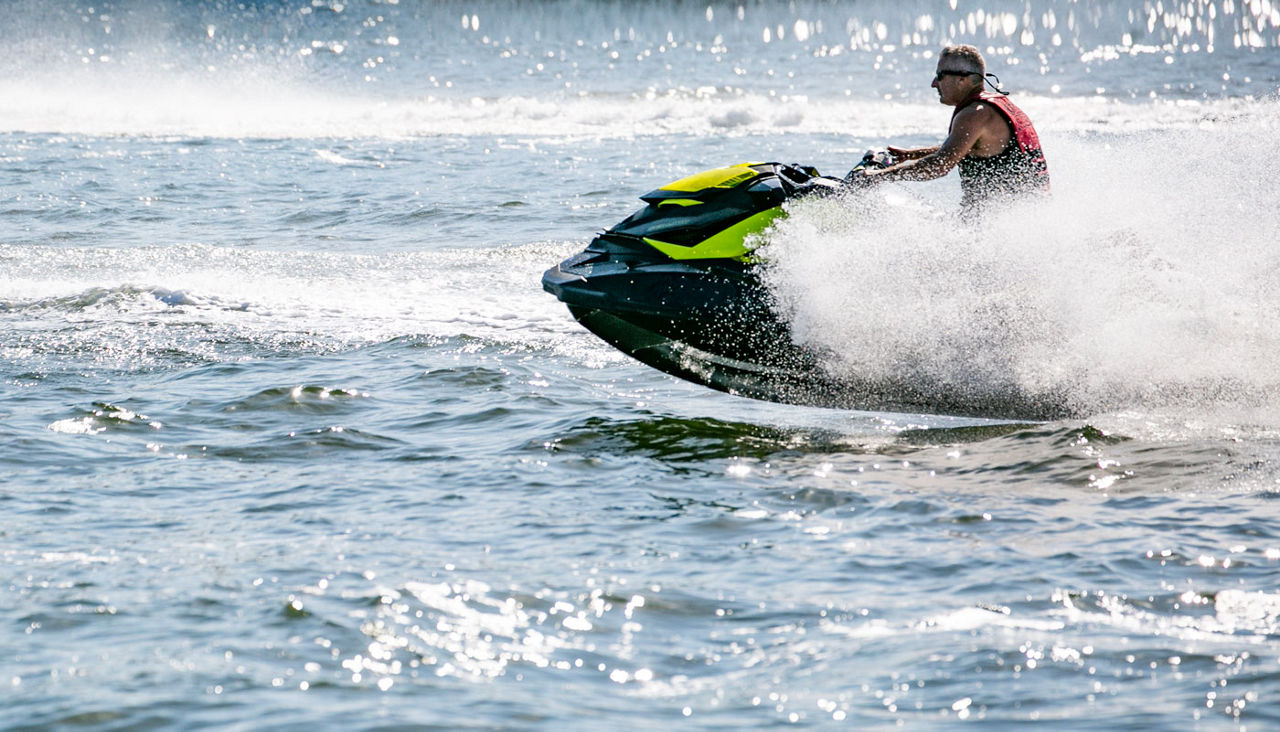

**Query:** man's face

left=931, top=60, right=981, bottom=105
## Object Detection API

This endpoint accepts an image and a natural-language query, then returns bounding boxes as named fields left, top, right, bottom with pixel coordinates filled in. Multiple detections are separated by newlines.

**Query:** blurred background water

left=3, top=1, right=1280, bottom=728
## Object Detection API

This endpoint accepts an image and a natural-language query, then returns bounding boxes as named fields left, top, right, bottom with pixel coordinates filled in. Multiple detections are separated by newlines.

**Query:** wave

left=0, top=241, right=611, bottom=374
left=1, top=284, right=251, bottom=315
left=2, top=82, right=1274, bottom=140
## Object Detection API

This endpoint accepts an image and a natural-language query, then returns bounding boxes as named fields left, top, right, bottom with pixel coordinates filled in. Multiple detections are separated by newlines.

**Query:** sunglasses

left=933, top=69, right=979, bottom=82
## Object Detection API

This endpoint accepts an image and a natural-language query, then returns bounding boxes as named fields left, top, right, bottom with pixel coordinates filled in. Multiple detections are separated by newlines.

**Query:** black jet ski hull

left=557, top=302, right=1073, bottom=419
left=545, top=252, right=1073, bottom=420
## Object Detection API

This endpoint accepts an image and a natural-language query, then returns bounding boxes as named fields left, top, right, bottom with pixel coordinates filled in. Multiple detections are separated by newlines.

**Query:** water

left=3, top=0, right=1280, bottom=728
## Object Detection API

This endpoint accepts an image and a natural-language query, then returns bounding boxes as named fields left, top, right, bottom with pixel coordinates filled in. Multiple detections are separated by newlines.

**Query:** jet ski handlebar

left=842, top=149, right=898, bottom=187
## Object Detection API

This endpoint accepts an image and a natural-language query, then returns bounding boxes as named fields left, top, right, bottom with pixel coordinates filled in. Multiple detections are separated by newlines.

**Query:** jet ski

left=541, top=158, right=1069, bottom=420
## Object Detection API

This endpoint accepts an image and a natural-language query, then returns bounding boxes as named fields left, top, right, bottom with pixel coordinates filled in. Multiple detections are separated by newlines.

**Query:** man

left=854, top=45, right=1049, bottom=209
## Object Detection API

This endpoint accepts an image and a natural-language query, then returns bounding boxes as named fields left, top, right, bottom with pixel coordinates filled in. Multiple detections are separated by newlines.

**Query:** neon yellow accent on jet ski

left=656, top=199, right=703, bottom=207
left=660, top=164, right=760, bottom=193
left=644, top=207, right=785, bottom=261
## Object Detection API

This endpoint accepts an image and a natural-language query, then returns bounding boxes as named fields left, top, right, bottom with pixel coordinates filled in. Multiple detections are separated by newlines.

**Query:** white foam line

left=2, top=80, right=1274, bottom=139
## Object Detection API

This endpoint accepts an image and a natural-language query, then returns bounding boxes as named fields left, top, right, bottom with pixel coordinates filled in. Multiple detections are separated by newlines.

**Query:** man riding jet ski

left=540, top=156, right=1068, bottom=421
left=852, top=44, right=1050, bottom=210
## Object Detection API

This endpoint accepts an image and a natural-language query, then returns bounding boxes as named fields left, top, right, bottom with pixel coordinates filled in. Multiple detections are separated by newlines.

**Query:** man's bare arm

left=867, top=107, right=985, bottom=182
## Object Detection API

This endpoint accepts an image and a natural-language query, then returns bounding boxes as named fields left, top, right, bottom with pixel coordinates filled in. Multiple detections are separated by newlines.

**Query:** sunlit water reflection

left=3, top=0, right=1280, bottom=729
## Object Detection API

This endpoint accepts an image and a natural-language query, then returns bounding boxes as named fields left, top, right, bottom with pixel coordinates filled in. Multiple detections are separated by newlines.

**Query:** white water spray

left=763, top=102, right=1280, bottom=416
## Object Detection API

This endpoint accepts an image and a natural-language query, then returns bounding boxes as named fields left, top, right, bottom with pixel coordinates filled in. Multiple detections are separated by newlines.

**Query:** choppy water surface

left=4, top=1, right=1280, bottom=728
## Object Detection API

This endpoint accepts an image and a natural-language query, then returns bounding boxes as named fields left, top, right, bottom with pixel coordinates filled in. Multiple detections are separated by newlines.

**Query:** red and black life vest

left=951, top=91, right=1049, bottom=207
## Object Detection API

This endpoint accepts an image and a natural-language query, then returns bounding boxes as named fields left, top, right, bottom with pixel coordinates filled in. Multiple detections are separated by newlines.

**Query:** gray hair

left=940, top=45, right=986, bottom=75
